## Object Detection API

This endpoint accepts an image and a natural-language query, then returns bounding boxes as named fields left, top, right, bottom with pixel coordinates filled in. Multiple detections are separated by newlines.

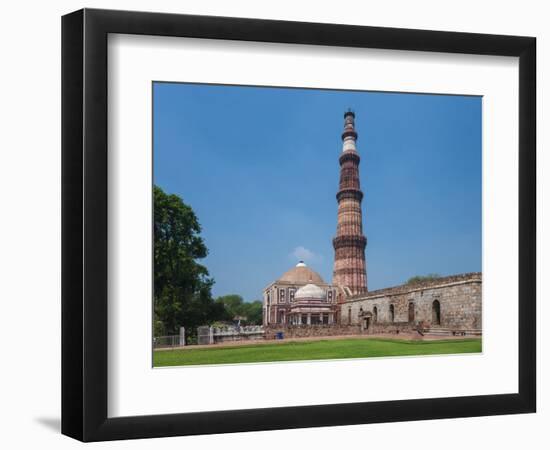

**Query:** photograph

left=1, top=0, right=541, bottom=446
left=152, top=82, right=482, bottom=367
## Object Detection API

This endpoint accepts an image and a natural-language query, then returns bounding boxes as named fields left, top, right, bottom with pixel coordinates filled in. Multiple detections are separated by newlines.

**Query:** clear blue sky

left=153, top=82, right=481, bottom=301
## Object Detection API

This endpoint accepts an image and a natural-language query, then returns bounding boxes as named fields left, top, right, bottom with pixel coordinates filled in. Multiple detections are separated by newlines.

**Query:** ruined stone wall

left=342, top=273, right=482, bottom=331
left=369, top=322, right=415, bottom=334
left=264, top=324, right=362, bottom=340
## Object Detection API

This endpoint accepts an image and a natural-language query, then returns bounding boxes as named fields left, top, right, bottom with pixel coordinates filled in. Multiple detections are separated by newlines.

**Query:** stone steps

left=421, top=327, right=481, bottom=337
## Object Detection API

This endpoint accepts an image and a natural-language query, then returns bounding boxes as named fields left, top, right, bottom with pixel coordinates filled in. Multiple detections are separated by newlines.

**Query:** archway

left=408, top=302, right=415, bottom=323
left=364, top=317, right=371, bottom=330
left=362, top=311, right=373, bottom=332
left=432, top=300, right=441, bottom=325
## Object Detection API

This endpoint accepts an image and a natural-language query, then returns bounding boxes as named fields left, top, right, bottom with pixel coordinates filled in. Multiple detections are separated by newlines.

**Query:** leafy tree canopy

left=406, top=273, right=441, bottom=285
left=215, top=295, right=263, bottom=325
left=154, top=186, right=226, bottom=336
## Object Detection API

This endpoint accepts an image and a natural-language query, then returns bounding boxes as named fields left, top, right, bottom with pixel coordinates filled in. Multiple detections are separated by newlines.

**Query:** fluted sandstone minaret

left=332, top=110, right=367, bottom=295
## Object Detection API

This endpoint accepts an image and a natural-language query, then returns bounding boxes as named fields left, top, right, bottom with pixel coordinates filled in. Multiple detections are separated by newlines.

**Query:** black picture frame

left=62, top=8, right=536, bottom=442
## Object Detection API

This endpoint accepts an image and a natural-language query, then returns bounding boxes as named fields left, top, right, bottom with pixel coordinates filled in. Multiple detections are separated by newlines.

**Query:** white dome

left=295, top=283, right=326, bottom=300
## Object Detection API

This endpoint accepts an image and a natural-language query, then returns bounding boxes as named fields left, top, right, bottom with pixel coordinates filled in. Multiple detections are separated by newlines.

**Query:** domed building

left=263, top=261, right=338, bottom=325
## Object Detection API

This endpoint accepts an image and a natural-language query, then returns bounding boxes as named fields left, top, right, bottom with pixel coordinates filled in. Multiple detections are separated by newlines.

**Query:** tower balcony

left=332, top=235, right=367, bottom=249
left=341, top=129, right=358, bottom=141
left=339, top=151, right=360, bottom=165
left=336, top=188, right=363, bottom=202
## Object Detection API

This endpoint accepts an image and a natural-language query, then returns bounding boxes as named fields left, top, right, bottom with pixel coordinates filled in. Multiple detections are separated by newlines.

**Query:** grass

left=153, top=337, right=482, bottom=367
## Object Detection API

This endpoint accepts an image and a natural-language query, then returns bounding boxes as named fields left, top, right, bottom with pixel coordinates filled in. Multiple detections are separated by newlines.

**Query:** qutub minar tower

left=263, top=109, right=481, bottom=334
left=332, top=110, right=368, bottom=295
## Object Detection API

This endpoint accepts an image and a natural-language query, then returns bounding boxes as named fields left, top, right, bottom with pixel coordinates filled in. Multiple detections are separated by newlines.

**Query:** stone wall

left=264, top=324, right=362, bottom=340
left=213, top=326, right=264, bottom=343
left=370, top=322, right=415, bottom=334
left=196, top=325, right=265, bottom=345
left=343, top=273, right=482, bottom=331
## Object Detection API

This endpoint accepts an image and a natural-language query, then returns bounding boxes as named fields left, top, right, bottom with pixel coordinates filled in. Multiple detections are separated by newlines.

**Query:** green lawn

left=153, top=338, right=482, bottom=367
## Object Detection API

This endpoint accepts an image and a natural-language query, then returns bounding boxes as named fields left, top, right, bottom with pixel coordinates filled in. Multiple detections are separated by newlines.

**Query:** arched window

left=408, top=302, right=415, bottom=323
left=348, top=307, right=352, bottom=325
left=373, top=306, right=378, bottom=323
left=432, top=300, right=441, bottom=325
left=389, top=304, right=395, bottom=323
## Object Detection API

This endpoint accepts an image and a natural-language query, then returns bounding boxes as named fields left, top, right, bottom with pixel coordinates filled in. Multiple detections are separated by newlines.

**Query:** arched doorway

left=408, top=302, right=415, bottom=323
left=362, top=312, right=372, bottom=332
left=373, top=306, right=378, bottom=323
left=389, top=304, right=395, bottom=323
left=432, top=300, right=441, bottom=325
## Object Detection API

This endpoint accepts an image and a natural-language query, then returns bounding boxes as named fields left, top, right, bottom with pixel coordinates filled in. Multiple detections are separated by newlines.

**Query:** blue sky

left=153, top=82, right=481, bottom=301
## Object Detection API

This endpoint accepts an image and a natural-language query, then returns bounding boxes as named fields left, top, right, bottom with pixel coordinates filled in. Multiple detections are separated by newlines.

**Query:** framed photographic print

left=61, top=8, right=536, bottom=442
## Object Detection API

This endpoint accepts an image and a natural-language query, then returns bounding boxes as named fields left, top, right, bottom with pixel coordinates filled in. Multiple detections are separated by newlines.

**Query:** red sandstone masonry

left=332, top=111, right=367, bottom=294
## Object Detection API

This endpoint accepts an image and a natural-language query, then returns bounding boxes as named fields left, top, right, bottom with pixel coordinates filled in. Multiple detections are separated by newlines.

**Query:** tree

left=406, top=273, right=441, bottom=285
left=154, top=186, right=225, bottom=337
left=215, top=295, right=263, bottom=325
left=241, top=300, right=263, bottom=325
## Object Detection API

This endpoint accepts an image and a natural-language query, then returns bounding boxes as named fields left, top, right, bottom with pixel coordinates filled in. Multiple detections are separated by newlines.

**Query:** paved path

left=155, top=332, right=479, bottom=351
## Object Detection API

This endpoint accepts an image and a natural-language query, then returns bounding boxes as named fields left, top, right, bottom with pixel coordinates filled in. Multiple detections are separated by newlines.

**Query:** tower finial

left=341, top=109, right=358, bottom=151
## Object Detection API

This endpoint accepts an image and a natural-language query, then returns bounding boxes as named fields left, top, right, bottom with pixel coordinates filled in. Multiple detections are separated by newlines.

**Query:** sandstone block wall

left=264, top=324, right=362, bottom=340
left=370, top=322, right=415, bottom=334
left=343, top=273, right=482, bottom=331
